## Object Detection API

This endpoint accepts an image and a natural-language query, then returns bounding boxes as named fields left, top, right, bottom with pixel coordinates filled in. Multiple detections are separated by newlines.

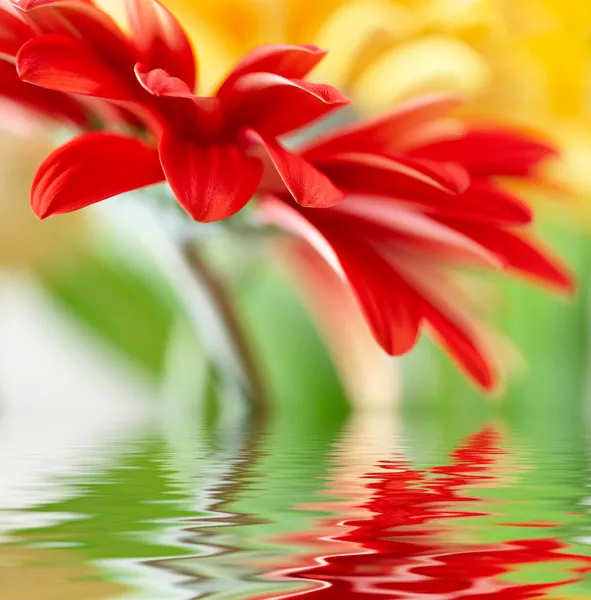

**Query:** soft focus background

left=4, top=0, right=590, bottom=414
left=3, top=0, right=591, bottom=598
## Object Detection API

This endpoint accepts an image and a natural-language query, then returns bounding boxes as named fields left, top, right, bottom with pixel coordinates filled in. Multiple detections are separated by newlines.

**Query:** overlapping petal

left=134, top=63, right=219, bottom=117
left=31, top=131, right=164, bottom=218
left=223, top=72, right=349, bottom=137
left=220, top=43, right=327, bottom=89
left=312, top=152, right=456, bottom=201
left=390, top=252, right=499, bottom=389
left=0, top=6, right=33, bottom=57
left=125, top=0, right=196, bottom=89
left=260, top=196, right=423, bottom=355
left=252, top=133, right=344, bottom=208
left=0, top=58, right=88, bottom=124
left=409, top=127, right=558, bottom=177
left=302, top=94, right=463, bottom=160
left=12, top=0, right=137, bottom=68
left=334, top=199, right=501, bottom=269
left=17, top=34, right=137, bottom=99
left=431, top=180, right=533, bottom=225
left=425, top=302, right=497, bottom=390
left=159, top=133, right=263, bottom=222
left=394, top=157, right=470, bottom=194
left=440, top=220, right=574, bottom=292
left=325, top=230, right=423, bottom=356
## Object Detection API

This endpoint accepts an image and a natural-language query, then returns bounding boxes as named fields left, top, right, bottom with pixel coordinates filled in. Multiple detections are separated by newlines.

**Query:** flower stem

left=180, top=241, right=268, bottom=415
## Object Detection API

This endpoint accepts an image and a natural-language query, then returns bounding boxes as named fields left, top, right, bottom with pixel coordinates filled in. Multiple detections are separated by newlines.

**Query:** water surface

left=1, top=410, right=591, bottom=599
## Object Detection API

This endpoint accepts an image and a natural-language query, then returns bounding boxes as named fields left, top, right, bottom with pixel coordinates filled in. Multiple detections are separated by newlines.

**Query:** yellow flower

left=161, top=0, right=591, bottom=199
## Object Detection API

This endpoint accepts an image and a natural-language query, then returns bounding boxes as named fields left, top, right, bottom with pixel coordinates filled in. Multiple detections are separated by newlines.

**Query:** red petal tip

left=300, top=44, right=328, bottom=55
left=134, top=63, right=193, bottom=97
left=554, top=268, right=576, bottom=295
left=32, top=202, right=50, bottom=220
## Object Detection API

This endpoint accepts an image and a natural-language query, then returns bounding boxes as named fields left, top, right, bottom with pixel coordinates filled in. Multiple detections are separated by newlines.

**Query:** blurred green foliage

left=39, top=250, right=177, bottom=378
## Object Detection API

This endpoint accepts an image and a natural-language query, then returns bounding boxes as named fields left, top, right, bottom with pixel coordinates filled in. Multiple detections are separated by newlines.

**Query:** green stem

left=180, top=241, right=268, bottom=415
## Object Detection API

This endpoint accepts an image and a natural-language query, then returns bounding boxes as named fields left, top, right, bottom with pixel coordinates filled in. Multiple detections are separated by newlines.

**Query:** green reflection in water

left=2, top=406, right=591, bottom=599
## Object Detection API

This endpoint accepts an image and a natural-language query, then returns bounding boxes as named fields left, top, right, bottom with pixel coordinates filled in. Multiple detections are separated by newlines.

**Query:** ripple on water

left=1, top=415, right=591, bottom=600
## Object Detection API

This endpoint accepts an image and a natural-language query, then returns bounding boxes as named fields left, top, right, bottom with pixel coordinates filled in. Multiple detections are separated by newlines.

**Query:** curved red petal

left=134, top=63, right=220, bottom=138
left=425, top=303, right=497, bottom=390
left=223, top=72, right=349, bottom=138
left=159, top=135, right=263, bottom=222
left=389, top=252, right=499, bottom=390
left=410, top=127, right=558, bottom=178
left=0, top=58, right=88, bottom=124
left=17, top=34, right=136, bottom=99
left=251, top=134, right=344, bottom=208
left=435, top=179, right=532, bottom=225
left=219, top=44, right=327, bottom=91
left=325, top=228, right=423, bottom=355
left=302, top=93, right=462, bottom=160
left=334, top=199, right=500, bottom=269
left=259, top=196, right=423, bottom=355
left=135, top=63, right=194, bottom=97
left=13, top=0, right=137, bottom=70
left=32, top=132, right=164, bottom=218
left=13, top=0, right=94, bottom=7
left=0, top=7, right=33, bottom=56
left=395, top=157, right=470, bottom=194
left=125, top=0, right=196, bottom=90
left=440, top=220, right=574, bottom=292
left=319, top=157, right=531, bottom=226
left=313, top=152, right=455, bottom=201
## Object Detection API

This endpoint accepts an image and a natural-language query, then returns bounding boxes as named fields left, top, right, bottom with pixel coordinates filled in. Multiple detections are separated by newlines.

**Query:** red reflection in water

left=255, top=428, right=591, bottom=599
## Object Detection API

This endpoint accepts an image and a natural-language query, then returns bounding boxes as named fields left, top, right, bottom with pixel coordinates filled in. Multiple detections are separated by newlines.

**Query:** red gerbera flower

left=1, top=1, right=574, bottom=391
left=8, top=0, right=353, bottom=221
left=259, top=95, right=573, bottom=390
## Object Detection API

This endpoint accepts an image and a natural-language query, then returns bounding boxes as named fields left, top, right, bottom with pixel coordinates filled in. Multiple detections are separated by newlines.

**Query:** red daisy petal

left=134, top=63, right=221, bottom=139
left=134, top=63, right=217, bottom=111
left=135, top=63, right=195, bottom=97
left=17, top=34, right=136, bottom=99
left=249, top=132, right=344, bottom=208
left=0, top=7, right=33, bottom=57
left=302, top=93, right=462, bottom=160
left=409, top=127, right=557, bottom=177
left=440, top=220, right=574, bottom=292
left=425, top=302, right=497, bottom=390
left=32, top=131, right=164, bottom=218
left=394, top=157, right=470, bottom=194
left=12, top=0, right=94, bottom=6
left=223, top=72, right=349, bottom=138
left=159, top=134, right=263, bottom=222
left=0, top=58, right=88, bottom=124
left=431, top=179, right=533, bottom=225
left=125, top=0, right=196, bottom=90
left=325, top=229, right=424, bottom=356
left=390, top=253, right=498, bottom=390
left=13, top=0, right=137, bottom=70
left=312, top=152, right=456, bottom=201
left=317, top=158, right=530, bottom=225
left=260, top=196, right=423, bottom=355
left=219, top=43, right=327, bottom=91
left=334, top=199, right=501, bottom=269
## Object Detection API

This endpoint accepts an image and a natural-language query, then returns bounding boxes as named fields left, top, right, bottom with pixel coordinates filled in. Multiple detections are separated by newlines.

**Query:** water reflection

left=2, top=407, right=591, bottom=599
left=255, top=426, right=591, bottom=599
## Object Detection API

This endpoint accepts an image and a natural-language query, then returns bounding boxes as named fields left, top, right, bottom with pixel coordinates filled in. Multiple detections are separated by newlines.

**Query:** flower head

left=10, top=0, right=349, bottom=221
left=0, top=0, right=575, bottom=391
left=260, top=95, right=572, bottom=390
